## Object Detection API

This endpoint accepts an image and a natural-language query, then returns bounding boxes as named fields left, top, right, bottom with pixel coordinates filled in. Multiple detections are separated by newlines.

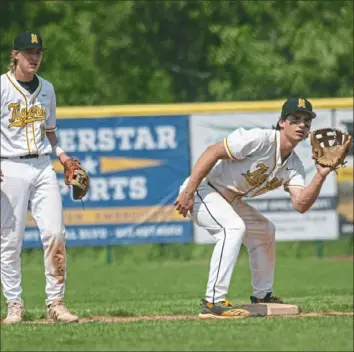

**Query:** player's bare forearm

left=46, top=131, right=59, bottom=148
left=46, top=131, right=70, bottom=164
left=174, top=142, right=230, bottom=217
left=183, top=143, right=229, bottom=195
left=174, top=149, right=218, bottom=217
left=290, top=171, right=328, bottom=213
left=184, top=151, right=218, bottom=194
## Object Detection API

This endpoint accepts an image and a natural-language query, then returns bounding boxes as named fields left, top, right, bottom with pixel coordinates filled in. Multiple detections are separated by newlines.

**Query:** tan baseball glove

left=63, top=158, right=90, bottom=200
left=310, top=128, right=352, bottom=169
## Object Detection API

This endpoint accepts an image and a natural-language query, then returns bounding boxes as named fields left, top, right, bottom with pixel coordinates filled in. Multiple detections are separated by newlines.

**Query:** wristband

left=52, top=144, right=65, bottom=157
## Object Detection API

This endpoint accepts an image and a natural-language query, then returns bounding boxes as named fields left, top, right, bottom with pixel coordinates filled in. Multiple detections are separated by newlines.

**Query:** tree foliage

left=1, top=0, right=352, bottom=106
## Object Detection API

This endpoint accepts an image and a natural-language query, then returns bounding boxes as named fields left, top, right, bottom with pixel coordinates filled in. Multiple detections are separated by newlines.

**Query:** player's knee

left=259, top=220, right=276, bottom=248
left=42, top=229, right=65, bottom=243
left=225, top=221, right=246, bottom=239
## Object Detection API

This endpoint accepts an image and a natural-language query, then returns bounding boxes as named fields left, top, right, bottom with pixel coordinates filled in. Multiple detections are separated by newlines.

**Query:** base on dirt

left=241, top=303, right=299, bottom=317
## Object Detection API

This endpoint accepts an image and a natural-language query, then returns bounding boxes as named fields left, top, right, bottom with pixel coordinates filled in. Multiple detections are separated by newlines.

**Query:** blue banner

left=23, top=115, right=192, bottom=248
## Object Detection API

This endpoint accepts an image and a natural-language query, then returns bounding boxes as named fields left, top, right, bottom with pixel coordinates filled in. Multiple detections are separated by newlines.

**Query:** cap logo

left=31, top=34, right=39, bottom=44
left=298, top=98, right=306, bottom=108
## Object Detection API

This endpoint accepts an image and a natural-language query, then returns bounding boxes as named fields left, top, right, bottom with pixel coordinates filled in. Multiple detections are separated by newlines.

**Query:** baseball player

left=1, top=31, right=79, bottom=323
left=174, top=97, right=333, bottom=319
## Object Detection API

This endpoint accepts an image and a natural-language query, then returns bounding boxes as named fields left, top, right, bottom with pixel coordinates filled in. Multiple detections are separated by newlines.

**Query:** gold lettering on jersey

left=8, top=103, right=46, bottom=128
left=242, top=163, right=269, bottom=187
left=298, top=98, right=306, bottom=108
left=261, top=177, right=283, bottom=191
left=31, top=34, right=39, bottom=43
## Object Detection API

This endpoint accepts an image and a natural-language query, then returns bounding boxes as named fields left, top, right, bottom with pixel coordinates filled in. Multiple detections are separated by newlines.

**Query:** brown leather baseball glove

left=63, top=158, right=90, bottom=200
left=310, top=128, right=352, bottom=169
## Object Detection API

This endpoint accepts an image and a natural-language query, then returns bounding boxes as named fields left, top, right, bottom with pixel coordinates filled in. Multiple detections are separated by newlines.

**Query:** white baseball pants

left=190, top=181, right=276, bottom=303
left=1, top=155, right=66, bottom=306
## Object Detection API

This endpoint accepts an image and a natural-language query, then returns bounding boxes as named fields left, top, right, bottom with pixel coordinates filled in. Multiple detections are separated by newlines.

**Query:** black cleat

left=250, top=292, right=283, bottom=304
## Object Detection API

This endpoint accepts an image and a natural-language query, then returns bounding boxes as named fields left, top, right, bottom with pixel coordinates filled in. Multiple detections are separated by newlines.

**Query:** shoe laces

left=265, top=292, right=281, bottom=302
left=49, top=300, right=70, bottom=314
left=220, top=300, right=233, bottom=308
left=8, top=301, right=23, bottom=317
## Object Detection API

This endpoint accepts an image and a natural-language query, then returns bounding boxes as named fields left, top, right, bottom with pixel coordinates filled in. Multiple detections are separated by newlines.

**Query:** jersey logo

left=8, top=102, right=46, bottom=128
left=298, top=98, right=306, bottom=108
left=31, top=34, right=39, bottom=43
left=242, top=162, right=269, bottom=187
left=260, top=177, right=283, bottom=191
left=253, top=177, right=283, bottom=196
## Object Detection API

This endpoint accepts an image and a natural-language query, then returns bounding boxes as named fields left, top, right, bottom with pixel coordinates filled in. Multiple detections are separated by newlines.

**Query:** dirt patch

left=2, top=312, right=352, bottom=325
left=84, top=315, right=198, bottom=323
left=268, top=311, right=354, bottom=319
left=330, top=256, right=353, bottom=262
left=47, top=239, right=66, bottom=284
left=1, top=315, right=198, bottom=325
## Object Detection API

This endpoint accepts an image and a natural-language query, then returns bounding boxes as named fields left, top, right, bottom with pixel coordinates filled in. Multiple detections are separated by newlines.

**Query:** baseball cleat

left=250, top=292, right=283, bottom=304
left=199, top=299, right=251, bottom=319
left=3, top=300, right=24, bottom=324
left=47, top=299, right=79, bottom=323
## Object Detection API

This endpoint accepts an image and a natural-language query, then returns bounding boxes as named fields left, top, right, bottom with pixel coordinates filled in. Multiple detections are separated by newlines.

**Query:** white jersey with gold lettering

left=1, top=70, right=65, bottom=306
left=179, top=127, right=306, bottom=304
left=206, top=128, right=306, bottom=197
left=0, top=71, right=57, bottom=157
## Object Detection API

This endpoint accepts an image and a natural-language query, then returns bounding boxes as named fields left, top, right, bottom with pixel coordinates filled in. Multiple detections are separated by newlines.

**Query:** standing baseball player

left=174, top=97, right=334, bottom=319
left=1, top=31, right=80, bottom=324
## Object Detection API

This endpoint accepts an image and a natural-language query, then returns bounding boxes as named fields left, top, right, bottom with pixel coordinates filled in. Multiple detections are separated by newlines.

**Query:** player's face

left=13, top=48, right=43, bottom=74
left=280, top=113, right=313, bottom=142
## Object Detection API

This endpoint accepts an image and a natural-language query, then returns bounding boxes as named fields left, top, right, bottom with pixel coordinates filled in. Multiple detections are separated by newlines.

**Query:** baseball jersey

left=0, top=71, right=57, bottom=158
left=206, top=128, right=306, bottom=198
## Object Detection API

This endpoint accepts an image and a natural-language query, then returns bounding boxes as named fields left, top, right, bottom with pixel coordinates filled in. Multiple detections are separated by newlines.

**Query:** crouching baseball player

left=174, top=97, right=350, bottom=319
left=1, top=31, right=89, bottom=324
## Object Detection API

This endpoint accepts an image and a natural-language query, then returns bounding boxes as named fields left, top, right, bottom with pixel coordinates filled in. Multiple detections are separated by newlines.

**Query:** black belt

left=1, top=154, right=49, bottom=160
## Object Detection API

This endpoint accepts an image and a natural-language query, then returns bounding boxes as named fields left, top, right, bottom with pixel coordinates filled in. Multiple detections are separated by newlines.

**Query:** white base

left=264, top=303, right=299, bottom=316
left=241, top=303, right=299, bottom=316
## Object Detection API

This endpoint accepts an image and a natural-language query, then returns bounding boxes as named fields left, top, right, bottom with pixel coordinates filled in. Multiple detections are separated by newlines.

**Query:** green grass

left=1, top=241, right=353, bottom=351
left=2, top=318, right=353, bottom=351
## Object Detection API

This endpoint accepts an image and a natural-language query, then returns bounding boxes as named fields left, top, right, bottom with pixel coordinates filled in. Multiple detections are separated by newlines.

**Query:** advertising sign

left=190, top=110, right=339, bottom=243
left=24, top=115, right=192, bottom=247
left=335, top=109, right=354, bottom=236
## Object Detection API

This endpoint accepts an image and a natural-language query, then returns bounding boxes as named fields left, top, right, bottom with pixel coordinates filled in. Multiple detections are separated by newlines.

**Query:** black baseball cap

left=281, top=97, right=316, bottom=118
left=13, top=31, right=44, bottom=51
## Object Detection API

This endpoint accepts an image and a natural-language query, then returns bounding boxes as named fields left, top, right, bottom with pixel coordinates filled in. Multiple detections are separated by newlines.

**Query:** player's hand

left=315, top=163, right=332, bottom=178
left=0, top=169, right=3, bottom=183
left=174, top=189, right=194, bottom=218
left=59, top=153, right=71, bottom=166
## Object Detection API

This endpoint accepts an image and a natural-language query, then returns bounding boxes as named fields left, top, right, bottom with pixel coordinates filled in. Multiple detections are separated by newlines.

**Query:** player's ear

left=12, top=50, right=19, bottom=60
left=278, top=119, right=286, bottom=130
